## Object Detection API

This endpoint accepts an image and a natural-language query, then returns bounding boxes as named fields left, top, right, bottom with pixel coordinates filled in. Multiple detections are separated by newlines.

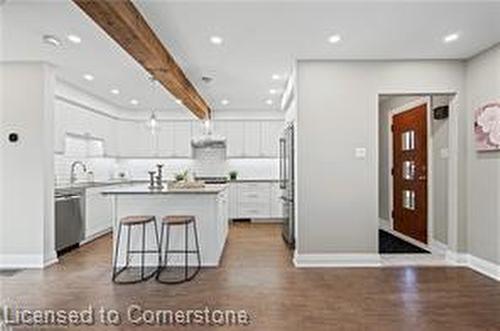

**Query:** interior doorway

left=378, top=94, right=453, bottom=255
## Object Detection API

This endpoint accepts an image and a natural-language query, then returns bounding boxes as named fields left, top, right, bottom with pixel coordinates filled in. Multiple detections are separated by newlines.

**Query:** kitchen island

left=103, top=184, right=229, bottom=267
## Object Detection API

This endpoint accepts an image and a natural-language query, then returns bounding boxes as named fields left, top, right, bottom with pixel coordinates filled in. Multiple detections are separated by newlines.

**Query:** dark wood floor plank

left=1, top=223, right=499, bottom=330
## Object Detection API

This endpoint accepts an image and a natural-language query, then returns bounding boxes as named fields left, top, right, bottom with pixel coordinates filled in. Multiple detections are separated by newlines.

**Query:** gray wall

left=296, top=60, right=465, bottom=255
left=465, top=44, right=500, bottom=264
left=431, top=95, right=450, bottom=245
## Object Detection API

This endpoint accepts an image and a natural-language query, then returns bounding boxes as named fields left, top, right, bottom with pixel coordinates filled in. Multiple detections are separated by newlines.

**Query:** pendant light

left=146, top=76, right=160, bottom=134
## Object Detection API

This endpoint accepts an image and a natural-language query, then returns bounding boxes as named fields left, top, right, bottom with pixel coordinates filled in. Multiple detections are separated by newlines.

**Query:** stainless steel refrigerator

left=279, top=124, right=294, bottom=247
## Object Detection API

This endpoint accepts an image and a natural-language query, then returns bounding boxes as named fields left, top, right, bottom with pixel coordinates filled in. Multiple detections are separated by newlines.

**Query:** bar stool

left=156, top=215, right=201, bottom=284
left=112, top=215, right=160, bottom=284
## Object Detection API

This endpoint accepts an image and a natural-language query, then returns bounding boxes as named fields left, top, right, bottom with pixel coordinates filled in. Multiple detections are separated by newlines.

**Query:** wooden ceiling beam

left=73, top=0, right=211, bottom=119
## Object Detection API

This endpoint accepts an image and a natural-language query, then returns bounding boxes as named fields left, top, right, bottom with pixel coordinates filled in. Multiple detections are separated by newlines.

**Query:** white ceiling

left=2, top=1, right=499, bottom=114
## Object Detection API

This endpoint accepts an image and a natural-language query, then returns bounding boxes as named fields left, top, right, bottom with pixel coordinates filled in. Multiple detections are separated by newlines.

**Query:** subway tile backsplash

left=55, top=138, right=278, bottom=185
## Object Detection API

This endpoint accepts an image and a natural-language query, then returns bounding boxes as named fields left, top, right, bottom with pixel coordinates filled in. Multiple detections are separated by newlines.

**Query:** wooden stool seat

left=161, top=215, right=194, bottom=225
left=120, top=215, right=155, bottom=225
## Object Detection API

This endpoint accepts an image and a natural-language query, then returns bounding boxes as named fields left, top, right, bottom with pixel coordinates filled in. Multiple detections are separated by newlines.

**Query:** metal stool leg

left=141, top=222, right=146, bottom=280
left=112, top=223, right=123, bottom=281
left=192, top=219, right=202, bottom=272
left=184, top=221, right=188, bottom=280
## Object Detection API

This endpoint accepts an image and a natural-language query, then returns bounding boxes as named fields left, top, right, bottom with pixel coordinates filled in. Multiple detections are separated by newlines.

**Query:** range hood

left=191, top=120, right=226, bottom=149
left=191, top=133, right=226, bottom=149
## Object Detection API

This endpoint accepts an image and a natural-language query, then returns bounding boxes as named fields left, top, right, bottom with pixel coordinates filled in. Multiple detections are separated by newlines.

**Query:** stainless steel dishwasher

left=55, top=189, right=85, bottom=254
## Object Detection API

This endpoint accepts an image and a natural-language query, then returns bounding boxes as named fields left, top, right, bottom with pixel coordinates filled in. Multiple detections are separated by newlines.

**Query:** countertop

left=231, top=179, right=279, bottom=183
left=102, top=184, right=228, bottom=195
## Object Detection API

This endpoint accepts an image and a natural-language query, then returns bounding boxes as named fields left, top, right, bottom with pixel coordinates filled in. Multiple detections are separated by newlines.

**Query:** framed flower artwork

left=474, top=102, right=500, bottom=151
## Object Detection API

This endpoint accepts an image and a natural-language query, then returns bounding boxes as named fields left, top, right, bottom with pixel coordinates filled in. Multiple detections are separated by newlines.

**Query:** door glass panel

left=402, top=130, right=415, bottom=151
left=402, top=190, right=416, bottom=210
left=402, top=161, right=416, bottom=180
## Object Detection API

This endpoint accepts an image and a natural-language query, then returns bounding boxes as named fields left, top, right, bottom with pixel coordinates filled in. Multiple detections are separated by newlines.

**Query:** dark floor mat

left=379, top=230, right=429, bottom=254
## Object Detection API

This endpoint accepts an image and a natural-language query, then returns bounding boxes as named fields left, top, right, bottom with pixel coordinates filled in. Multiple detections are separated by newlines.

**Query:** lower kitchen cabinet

left=229, top=182, right=283, bottom=220
left=84, top=186, right=113, bottom=241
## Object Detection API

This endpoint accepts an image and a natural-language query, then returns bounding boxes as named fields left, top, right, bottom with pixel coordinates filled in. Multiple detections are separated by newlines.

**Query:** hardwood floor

left=1, top=223, right=500, bottom=330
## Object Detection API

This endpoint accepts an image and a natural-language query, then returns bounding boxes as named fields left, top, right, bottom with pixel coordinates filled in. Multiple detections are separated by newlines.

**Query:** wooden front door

left=392, top=104, right=428, bottom=244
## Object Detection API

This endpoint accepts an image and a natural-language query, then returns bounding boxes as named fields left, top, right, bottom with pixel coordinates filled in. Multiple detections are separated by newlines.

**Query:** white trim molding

left=429, top=239, right=448, bottom=256
left=294, top=252, right=381, bottom=268
left=446, top=252, right=500, bottom=281
left=0, top=254, right=44, bottom=269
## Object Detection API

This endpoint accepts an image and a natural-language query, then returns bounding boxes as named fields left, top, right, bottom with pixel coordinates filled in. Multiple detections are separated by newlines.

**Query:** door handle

left=418, top=176, right=427, bottom=181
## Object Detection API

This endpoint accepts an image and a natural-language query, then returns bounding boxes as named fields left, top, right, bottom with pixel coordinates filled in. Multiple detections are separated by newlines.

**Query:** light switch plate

left=355, top=147, right=367, bottom=159
left=440, top=148, right=449, bottom=159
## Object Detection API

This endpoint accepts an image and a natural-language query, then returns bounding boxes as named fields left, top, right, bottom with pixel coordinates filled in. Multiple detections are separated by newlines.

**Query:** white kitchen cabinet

left=260, top=121, right=283, bottom=157
left=226, top=121, right=245, bottom=158
left=243, top=122, right=261, bottom=157
left=117, top=121, right=156, bottom=157
left=229, top=182, right=283, bottom=220
left=54, top=100, right=69, bottom=153
left=84, top=186, right=113, bottom=241
left=228, top=182, right=239, bottom=219
left=157, top=121, right=192, bottom=157
left=172, top=121, right=192, bottom=157
left=157, top=122, right=175, bottom=157
left=102, top=116, right=118, bottom=157
left=270, top=182, right=283, bottom=218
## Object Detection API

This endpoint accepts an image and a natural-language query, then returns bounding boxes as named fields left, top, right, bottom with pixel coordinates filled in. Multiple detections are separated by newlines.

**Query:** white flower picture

left=475, top=102, right=500, bottom=151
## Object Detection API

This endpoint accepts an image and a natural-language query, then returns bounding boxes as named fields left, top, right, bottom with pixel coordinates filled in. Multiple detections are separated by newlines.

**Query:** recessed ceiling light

left=269, top=89, right=278, bottom=95
left=175, top=99, right=183, bottom=105
left=272, top=74, right=281, bottom=80
left=67, top=34, right=82, bottom=44
left=443, top=33, right=459, bottom=43
left=130, top=99, right=139, bottom=105
left=83, top=74, right=94, bottom=81
left=42, top=35, right=61, bottom=47
left=265, top=99, right=273, bottom=105
left=328, top=34, right=342, bottom=44
left=210, top=36, right=224, bottom=45
left=221, top=99, right=230, bottom=106
left=110, top=89, right=120, bottom=95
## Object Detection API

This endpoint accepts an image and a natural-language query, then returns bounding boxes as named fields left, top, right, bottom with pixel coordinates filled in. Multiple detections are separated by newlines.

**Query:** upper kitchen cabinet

left=260, top=121, right=283, bottom=157
left=54, top=99, right=117, bottom=156
left=225, top=121, right=246, bottom=158
left=157, top=121, right=192, bottom=158
left=225, top=120, right=283, bottom=158
left=243, top=121, right=261, bottom=157
left=116, top=121, right=156, bottom=157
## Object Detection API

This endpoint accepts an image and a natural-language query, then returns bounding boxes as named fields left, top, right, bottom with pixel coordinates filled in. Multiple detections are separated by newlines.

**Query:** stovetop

left=195, top=176, right=229, bottom=184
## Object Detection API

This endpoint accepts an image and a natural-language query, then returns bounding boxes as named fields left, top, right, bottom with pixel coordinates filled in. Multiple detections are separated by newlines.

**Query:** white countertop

left=102, top=183, right=228, bottom=195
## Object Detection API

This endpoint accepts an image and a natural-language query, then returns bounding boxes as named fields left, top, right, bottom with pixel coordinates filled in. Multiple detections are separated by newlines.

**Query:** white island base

left=104, top=185, right=229, bottom=268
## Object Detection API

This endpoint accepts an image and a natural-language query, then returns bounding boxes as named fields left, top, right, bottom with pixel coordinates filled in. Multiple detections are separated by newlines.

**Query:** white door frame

left=386, top=96, right=433, bottom=248
left=377, top=91, right=458, bottom=255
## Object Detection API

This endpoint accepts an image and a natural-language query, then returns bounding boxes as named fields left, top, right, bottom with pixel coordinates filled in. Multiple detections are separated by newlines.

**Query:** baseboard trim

left=294, top=253, right=381, bottom=268
left=429, top=239, right=448, bottom=256
left=379, top=218, right=390, bottom=230
left=0, top=254, right=43, bottom=269
left=80, top=227, right=112, bottom=246
left=43, top=250, right=59, bottom=268
left=446, top=251, right=500, bottom=281
left=251, top=218, right=283, bottom=224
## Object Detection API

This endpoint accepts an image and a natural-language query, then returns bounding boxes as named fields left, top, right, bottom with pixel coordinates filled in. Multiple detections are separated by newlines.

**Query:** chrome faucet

left=70, top=161, right=87, bottom=184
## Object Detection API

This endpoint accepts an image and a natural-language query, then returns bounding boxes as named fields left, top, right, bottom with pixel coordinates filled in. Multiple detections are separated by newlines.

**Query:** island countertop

left=102, top=183, right=228, bottom=195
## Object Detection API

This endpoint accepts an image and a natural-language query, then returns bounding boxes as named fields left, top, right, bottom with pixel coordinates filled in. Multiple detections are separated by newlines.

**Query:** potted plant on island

left=228, top=170, right=238, bottom=181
